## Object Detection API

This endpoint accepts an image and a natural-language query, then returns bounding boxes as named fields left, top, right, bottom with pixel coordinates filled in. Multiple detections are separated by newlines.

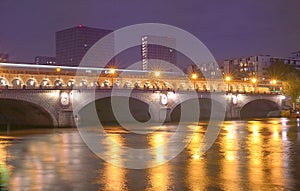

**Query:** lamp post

left=225, top=76, right=231, bottom=92
left=56, top=67, right=61, bottom=75
left=154, top=71, right=160, bottom=78
left=109, top=68, right=116, bottom=88
left=191, top=73, right=197, bottom=89
left=270, top=79, right=277, bottom=92
left=251, top=78, right=257, bottom=92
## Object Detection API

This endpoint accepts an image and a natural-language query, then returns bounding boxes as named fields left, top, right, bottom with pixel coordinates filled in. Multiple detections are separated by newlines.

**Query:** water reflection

left=186, top=127, right=207, bottom=190
left=221, top=124, right=241, bottom=190
left=0, top=138, right=10, bottom=190
left=98, top=134, right=128, bottom=191
left=146, top=133, right=172, bottom=191
left=0, top=118, right=299, bottom=190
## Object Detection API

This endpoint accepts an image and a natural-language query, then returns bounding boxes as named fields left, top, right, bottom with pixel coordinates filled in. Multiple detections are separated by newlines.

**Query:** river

left=0, top=118, right=299, bottom=190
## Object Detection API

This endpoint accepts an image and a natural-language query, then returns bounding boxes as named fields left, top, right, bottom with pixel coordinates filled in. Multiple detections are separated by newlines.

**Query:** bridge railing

left=0, top=84, right=282, bottom=95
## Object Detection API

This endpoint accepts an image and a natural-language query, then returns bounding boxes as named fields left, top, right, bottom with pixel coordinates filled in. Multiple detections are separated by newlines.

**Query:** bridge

left=0, top=88, right=286, bottom=128
left=0, top=62, right=287, bottom=128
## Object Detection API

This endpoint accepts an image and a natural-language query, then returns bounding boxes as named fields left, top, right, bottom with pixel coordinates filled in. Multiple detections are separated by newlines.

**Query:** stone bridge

left=0, top=89, right=287, bottom=129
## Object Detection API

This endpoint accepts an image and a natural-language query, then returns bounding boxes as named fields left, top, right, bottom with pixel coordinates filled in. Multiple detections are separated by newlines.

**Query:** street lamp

left=251, top=78, right=257, bottom=92
left=270, top=79, right=277, bottom=92
left=108, top=68, right=116, bottom=88
left=56, top=67, right=61, bottom=80
left=225, top=76, right=231, bottom=92
left=154, top=71, right=160, bottom=78
left=191, top=73, right=197, bottom=89
left=271, top=79, right=277, bottom=84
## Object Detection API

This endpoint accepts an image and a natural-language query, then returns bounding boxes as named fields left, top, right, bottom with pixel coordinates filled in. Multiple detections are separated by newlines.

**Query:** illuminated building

left=141, top=35, right=176, bottom=71
left=56, top=25, right=113, bottom=66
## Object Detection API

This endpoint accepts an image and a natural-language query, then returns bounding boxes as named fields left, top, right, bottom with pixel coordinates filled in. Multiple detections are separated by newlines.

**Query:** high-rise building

left=56, top=25, right=113, bottom=66
left=35, top=56, right=56, bottom=65
left=141, top=35, right=176, bottom=71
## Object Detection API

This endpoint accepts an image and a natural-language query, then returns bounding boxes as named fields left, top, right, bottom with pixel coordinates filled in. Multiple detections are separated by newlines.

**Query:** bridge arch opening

left=240, top=99, right=280, bottom=119
left=78, top=96, right=151, bottom=125
left=67, top=79, right=76, bottom=87
left=0, top=99, right=56, bottom=130
left=79, top=80, right=88, bottom=88
left=12, top=78, right=23, bottom=88
left=170, top=98, right=225, bottom=122
left=0, top=77, right=8, bottom=86
left=54, top=79, right=63, bottom=88
left=40, top=78, right=51, bottom=87
left=26, top=78, right=37, bottom=88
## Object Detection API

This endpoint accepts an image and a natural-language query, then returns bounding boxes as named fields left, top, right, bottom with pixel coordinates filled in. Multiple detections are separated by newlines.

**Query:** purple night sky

left=0, top=0, right=299, bottom=63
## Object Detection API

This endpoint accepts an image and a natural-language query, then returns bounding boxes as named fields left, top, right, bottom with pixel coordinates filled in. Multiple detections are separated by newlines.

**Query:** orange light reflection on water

left=186, top=125, right=208, bottom=191
left=221, top=124, right=240, bottom=190
left=146, top=132, right=171, bottom=191
left=100, top=134, right=127, bottom=191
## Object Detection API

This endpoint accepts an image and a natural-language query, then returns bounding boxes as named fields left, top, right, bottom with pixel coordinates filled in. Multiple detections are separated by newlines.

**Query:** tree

left=268, top=60, right=300, bottom=110
left=267, top=60, right=295, bottom=81
left=282, top=72, right=300, bottom=110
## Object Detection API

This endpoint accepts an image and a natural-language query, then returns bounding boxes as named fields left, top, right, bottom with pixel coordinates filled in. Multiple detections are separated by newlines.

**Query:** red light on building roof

left=78, top=24, right=83, bottom=28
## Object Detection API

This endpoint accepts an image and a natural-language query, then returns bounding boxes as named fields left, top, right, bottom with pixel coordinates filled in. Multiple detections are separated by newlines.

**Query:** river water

left=0, top=118, right=300, bottom=190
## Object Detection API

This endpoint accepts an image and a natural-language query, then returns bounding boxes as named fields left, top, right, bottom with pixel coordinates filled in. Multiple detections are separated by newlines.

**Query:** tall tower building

left=141, top=35, right=176, bottom=71
left=56, top=25, right=113, bottom=66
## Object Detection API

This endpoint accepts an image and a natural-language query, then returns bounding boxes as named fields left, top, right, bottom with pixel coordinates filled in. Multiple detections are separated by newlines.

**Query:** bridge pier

left=226, top=103, right=241, bottom=119
left=149, top=105, right=171, bottom=123
left=157, top=107, right=171, bottom=123
left=57, top=110, right=76, bottom=127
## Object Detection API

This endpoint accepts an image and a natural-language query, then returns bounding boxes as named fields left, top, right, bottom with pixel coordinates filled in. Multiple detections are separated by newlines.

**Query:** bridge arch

left=170, top=97, right=226, bottom=121
left=0, top=98, right=58, bottom=128
left=75, top=93, right=152, bottom=124
left=240, top=99, right=280, bottom=119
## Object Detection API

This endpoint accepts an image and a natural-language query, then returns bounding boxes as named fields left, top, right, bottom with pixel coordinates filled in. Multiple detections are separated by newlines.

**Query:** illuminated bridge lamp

left=251, top=78, right=257, bottom=83
left=251, top=78, right=257, bottom=92
left=154, top=71, right=160, bottom=77
left=109, top=68, right=116, bottom=87
left=225, top=76, right=231, bottom=92
left=109, top=68, right=116, bottom=74
left=56, top=67, right=61, bottom=73
left=270, top=79, right=277, bottom=92
left=270, top=79, right=277, bottom=84
left=191, top=73, right=197, bottom=89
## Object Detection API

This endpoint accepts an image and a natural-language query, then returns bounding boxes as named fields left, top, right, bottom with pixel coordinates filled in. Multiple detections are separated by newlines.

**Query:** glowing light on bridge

left=270, top=79, right=277, bottom=84
left=154, top=71, right=160, bottom=77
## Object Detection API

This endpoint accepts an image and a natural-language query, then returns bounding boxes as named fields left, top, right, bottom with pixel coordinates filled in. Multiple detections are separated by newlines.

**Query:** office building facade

left=56, top=25, right=113, bottom=66
left=141, top=35, right=176, bottom=71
